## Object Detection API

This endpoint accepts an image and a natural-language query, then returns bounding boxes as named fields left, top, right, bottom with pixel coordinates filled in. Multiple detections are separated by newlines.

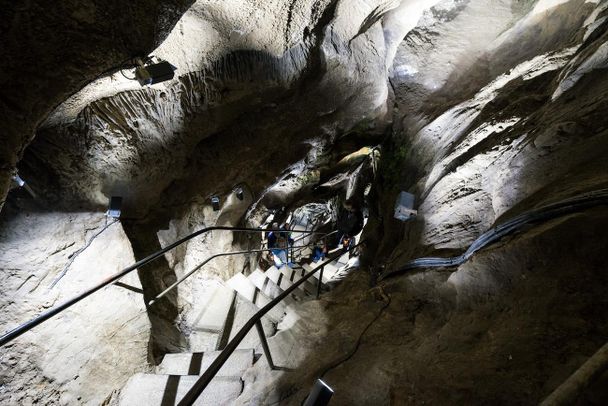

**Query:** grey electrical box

left=12, top=174, right=25, bottom=188
left=394, top=191, right=417, bottom=221
left=211, top=196, right=221, bottom=211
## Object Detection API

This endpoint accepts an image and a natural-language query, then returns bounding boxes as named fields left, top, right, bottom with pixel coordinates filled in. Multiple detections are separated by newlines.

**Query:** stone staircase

left=226, top=250, right=353, bottom=312
left=118, top=349, right=254, bottom=405
left=116, top=243, right=357, bottom=405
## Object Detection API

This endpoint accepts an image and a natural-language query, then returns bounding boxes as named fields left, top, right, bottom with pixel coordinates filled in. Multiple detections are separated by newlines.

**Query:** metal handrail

left=291, top=230, right=338, bottom=261
left=148, top=242, right=321, bottom=305
left=0, top=226, right=324, bottom=347
left=178, top=240, right=364, bottom=406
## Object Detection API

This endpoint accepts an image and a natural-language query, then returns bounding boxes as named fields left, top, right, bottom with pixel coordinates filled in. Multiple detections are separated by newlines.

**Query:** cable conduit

left=379, top=189, right=608, bottom=281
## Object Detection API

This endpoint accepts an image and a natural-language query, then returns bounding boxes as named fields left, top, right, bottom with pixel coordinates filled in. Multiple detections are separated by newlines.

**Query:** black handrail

left=148, top=242, right=322, bottom=305
left=291, top=230, right=338, bottom=262
left=0, top=226, right=325, bottom=347
left=178, top=240, right=364, bottom=406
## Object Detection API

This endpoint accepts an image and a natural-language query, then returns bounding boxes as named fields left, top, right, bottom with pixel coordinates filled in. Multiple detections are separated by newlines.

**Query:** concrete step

left=226, top=273, right=285, bottom=321
left=276, top=266, right=301, bottom=293
left=118, top=373, right=242, bottom=406
left=337, top=252, right=350, bottom=265
left=265, top=266, right=282, bottom=285
left=229, top=296, right=275, bottom=350
left=277, top=266, right=316, bottom=295
left=156, top=349, right=254, bottom=376
left=248, top=269, right=282, bottom=299
left=189, top=282, right=235, bottom=333
left=323, top=262, right=340, bottom=279
left=302, top=262, right=338, bottom=284
left=186, top=281, right=236, bottom=352
left=268, top=266, right=303, bottom=296
left=249, top=268, right=301, bottom=302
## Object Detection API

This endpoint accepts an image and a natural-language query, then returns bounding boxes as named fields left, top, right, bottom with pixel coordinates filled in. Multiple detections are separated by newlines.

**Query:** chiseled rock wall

left=235, top=1, right=608, bottom=404
left=0, top=211, right=150, bottom=405
left=372, top=0, right=608, bottom=265
left=0, top=0, right=194, bottom=212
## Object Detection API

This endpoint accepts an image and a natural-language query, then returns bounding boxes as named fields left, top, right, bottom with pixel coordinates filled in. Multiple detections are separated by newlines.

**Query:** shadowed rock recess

left=1, top=0, right=607, bottom=404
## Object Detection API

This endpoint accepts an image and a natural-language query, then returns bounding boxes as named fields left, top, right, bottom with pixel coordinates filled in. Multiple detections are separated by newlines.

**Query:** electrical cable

left=318, top=287, right=391, bottom=379
left=120, top=68, right=137, bottom=80
left=48, top=219, right=119, bottom=289
left=379, top=188, right=608, bottom=281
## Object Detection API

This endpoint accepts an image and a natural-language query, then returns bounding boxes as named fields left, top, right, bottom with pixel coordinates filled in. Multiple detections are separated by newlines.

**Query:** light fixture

left=107, top=196, right=122, bottom=219
left=10, top=172, right=37, bottom=198
left=135, top=59, right=177, bottom=86
left=11, top=174, right=25, bottom=188
left=235, top=187, right=244, bottom=201
left=211, top=196, right=220, bottom=211
left=303, top=379, right=334, bottom=406
left=394, top=191, right=417, bottom=222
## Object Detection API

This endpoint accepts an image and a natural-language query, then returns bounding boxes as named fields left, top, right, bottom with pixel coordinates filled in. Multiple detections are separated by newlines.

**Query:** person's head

left=272, top=222, right=279, bottom=230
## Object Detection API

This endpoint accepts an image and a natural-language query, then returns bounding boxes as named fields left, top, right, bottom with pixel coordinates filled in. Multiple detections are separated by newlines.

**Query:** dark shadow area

left=122, top=221, right=187, bottom=363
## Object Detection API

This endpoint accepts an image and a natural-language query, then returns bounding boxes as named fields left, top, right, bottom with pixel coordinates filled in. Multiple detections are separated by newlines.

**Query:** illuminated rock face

left=1, top=0, right=608, bottom=405
left=371, top=0, right=608, bottom=263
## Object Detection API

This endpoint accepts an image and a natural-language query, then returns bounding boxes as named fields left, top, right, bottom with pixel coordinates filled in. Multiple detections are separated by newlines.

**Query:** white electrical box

left=394, top=191, right=417, bottom=221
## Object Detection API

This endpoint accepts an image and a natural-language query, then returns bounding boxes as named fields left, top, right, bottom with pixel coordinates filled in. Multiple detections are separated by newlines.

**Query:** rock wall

left=0, top=210, right=150, bottom=405
left=0, top=0, right=193, bottom=212
left=2, top=0, right=608, bottom=404
left=369, top=0, right=608, bottom=268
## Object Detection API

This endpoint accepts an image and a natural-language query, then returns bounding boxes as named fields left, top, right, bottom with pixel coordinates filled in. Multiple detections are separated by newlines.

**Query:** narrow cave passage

left=1, top=0, right=608, bottom=405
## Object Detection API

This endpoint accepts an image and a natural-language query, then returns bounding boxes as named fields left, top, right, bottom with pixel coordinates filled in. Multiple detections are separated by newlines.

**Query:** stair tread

left=337, top=252, right=350, bottom=265
left=277, top=266, right=315, bottom=295
left=190, top=282, right=235, bottom=332
left=226, top=273, right=286, bottom=321
left=156, top=349, right=254, bottom=376
left=248, top=269, right=283, bottom=299
left=302, top=262, right=338, bottom=283
left=119, top=373, right=242, bottom=406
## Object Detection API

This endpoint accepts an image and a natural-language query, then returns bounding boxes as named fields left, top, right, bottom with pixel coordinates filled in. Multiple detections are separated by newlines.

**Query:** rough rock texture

left=2, top=0, right=608, bottom=404
left=0, top=0, right=194, bottom=211
left=0, top=209, right=150, bottom=405
left=369, top=0, right=608, bottom=267
left=236, top=208, right=608, bottom=405
left=19, top=0, right=396, bottom=222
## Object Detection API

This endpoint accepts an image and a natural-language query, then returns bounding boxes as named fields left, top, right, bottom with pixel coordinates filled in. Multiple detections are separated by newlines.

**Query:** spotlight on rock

left=135, top=60, right=177, bottom=86
left=303, top=379, right=334, bottom=406
left=211, top=196, right=220, bottom=211
left=235, top=187, right=244, bottom=201
left=107, top=196, right=122, bottom=219
left=10, top=172, right=37, bottom=198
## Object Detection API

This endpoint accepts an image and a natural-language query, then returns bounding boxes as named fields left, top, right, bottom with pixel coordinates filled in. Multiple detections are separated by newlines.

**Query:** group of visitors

left=264, top=205, right=364, bottom=268
left=309, top=205, right=363, bottom=263
left=266, top=222, right=294, bottom=267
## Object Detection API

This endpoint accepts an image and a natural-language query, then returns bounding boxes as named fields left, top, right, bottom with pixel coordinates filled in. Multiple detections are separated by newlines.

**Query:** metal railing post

left=255, top=320, right=276, bottom=370
left=316, top=265, right=324, bottom=299
left=0, top=225, right=325, bottom=348
left=178, top=241, right=364, bottom=405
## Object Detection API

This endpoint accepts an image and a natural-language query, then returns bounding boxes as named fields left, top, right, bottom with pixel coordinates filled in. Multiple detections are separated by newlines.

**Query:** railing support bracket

left=256, top=320, right=276, bottom=370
